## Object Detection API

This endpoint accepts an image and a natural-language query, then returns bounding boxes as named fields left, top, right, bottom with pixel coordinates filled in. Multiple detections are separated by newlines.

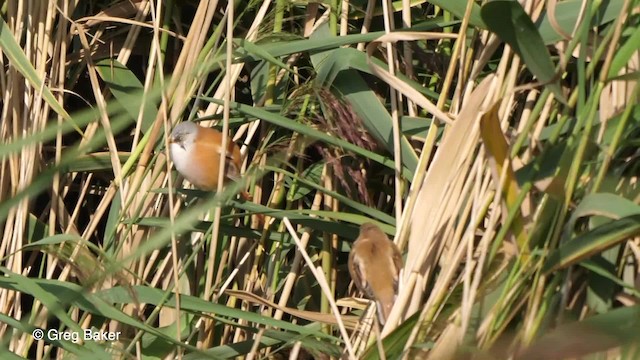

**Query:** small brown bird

left=348, top=222, right=403, bottom=325
left=169, top=122, right=242, bottom=190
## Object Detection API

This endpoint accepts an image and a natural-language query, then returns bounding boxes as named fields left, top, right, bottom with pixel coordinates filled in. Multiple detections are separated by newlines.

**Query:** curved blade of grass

left=0, top=312, right=101, bottom=358
left=543, top=214, right=640, bottom=274
left=0, top=105, right=104, bottom=159
left=135, top=210, right=394, bottom=243
left=0, top=110, right=133, bottom=224
left=184, top=325, right=341, bottom=359
left=268, top=165, right=395, bottom=224
left=227, top=18, right=456, bottom=63
left=226, top=289, right=359, bottom=328
left=98, top=285, right=339, bottom=342
left=235, top=39, right=294, bottom=76
left=17, top=234, right=134, bottom=289
left=58, top=152, right=129, bottom=172
left=203, top=97, right=414, bottom=179
left=154, top=164, right=394, bottom=225
left=580, top=259, right=640, bottom=297
left=0, top=268, right=116, bottom=358
left=0, top=18, right=74, bottom=126
left=0, top=271, right=208, bottom=357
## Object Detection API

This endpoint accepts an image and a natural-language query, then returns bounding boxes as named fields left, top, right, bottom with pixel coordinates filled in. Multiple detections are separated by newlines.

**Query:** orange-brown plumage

left=169, top=122, right=242, bottom=191
left=190, top=126, right=242, bottom=190
left=348, top=222, right=403, bottom=325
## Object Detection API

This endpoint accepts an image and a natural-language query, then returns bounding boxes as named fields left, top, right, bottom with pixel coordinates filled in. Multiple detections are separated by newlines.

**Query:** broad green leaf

left=138, top=313, right=193, bottom=358
left=585, top=255, right=618, bottom=313
left=561, top=194, right=640, bottom=313
left=564, top=192, right=640, bottom=237
left=514, top=141, right=567, bottom=199
left=332, top=69, right=419, bottom=177
left=518, top=305, right=640, bottom=358
left=249, top=59, right=279, bottom=103
left=314, top=47, right=440, bottom=101
left=185, top=336, right=281, bottom=359
left=401, top=116, right=436, bottom=139
left=95, top=59, right=158, bottom=132
left=307, top=26, right=425, bottom=177
left=427, top=0, right=486, bottom=29
left=26, top=214, right=48, bottom=244
left=361, top=311, right=419, bottom=359
left=103, top=189, right=121, bottom=252
left=286, top=161, right=324, bottom=201
left=536, top=0, right=626, bottom=45
left=608, top=26, right=640, bottom=79
left=482, top=0, right=566, bottom=103
left=236, top=39, right=294, bottom=77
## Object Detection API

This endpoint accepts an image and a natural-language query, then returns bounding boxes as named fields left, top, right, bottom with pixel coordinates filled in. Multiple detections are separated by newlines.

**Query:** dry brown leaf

left=83, top=0, right=147, bottom=27
left=225, top=289, right=361, bottom=329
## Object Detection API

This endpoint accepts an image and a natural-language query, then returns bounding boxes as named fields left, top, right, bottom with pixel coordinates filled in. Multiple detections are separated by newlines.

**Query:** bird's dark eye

left=175, top=135, right=188, bottom=149
left=169, top=134, right=185, bottom=149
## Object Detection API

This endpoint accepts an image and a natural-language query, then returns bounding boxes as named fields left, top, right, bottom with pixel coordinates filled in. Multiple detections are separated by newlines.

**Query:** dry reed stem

left=274, top=166, right=328, bottom=320
left=283, top=217, right=357, bottom=359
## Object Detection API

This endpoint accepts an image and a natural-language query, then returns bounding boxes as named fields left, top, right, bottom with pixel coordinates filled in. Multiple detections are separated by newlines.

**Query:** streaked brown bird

left=169, top=122, right=242, bottom=190
left=348, top=222, right=403, bottom=325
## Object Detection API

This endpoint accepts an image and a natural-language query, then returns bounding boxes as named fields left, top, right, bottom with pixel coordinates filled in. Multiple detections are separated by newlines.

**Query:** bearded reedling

left=348, top=222, right=403, bottom=325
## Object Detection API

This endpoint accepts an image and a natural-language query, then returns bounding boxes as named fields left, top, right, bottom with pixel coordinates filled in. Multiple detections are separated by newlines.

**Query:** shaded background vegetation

left=0, top=0, right=639, bottom=358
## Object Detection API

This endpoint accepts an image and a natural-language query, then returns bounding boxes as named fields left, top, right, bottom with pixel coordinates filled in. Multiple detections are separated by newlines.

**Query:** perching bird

left=348, top=222, right=403, bottom=325
left=169, top=122, right=242, bottom=191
